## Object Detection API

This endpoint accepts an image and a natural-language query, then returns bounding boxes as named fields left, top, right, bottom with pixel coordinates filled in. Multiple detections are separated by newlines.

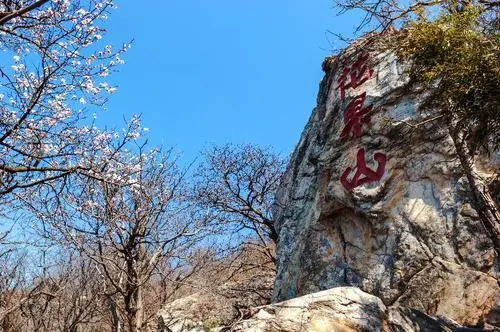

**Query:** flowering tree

left=0, top=0, right=133, bottom=205
left=32, top=147, right=203, bottom=332
left=0, top=2, right=162, bottom=330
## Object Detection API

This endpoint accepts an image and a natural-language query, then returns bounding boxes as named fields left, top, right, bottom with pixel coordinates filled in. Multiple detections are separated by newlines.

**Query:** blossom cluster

left=0, top=0, right=138, bottom=200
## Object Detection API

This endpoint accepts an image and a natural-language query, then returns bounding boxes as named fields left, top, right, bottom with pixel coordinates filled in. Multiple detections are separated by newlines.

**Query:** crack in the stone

left=336, top=224, right=349, bottom=285
left=388, top=261, right=432, bottom=306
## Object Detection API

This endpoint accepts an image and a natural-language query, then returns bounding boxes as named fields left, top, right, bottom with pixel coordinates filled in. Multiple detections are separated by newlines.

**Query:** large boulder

left=233, top=286, right=496, bottom=331
left=234, top=287, right=388, bottom=332
left=272, top=37, right=500, bottom=328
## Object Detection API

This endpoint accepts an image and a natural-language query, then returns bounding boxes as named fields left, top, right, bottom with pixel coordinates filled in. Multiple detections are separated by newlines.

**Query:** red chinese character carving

left=340, top=148, right=387, bottom=191
left=337, top=53, right=374, bottom=100
left=340, top=92, right=372, bottom=140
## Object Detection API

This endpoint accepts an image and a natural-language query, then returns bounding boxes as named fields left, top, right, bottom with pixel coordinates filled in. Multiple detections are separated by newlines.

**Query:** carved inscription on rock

left=337, top=53, right=387, bottom=191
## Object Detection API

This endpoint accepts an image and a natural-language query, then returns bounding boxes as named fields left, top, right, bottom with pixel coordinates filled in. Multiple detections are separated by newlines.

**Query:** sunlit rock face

left=233, top=287, right=481, bottom=332
left=272, top=39, right=499, bottom=327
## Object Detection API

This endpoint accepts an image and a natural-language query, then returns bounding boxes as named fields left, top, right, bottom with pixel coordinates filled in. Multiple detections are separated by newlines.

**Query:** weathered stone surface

left=233, top=286, right=496, bottom=331
left=234, top=287, right=387, bottom=332
left=272, top=38, right=500, bottom=328
left=391, top=257, right=500, bottom=327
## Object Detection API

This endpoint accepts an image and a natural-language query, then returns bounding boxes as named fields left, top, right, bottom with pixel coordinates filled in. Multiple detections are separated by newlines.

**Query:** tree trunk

left=2, top=312, right=13, bottom=332
left=107, top=295, right=121, bottom=332
left=451, top=129, right=500, bottom=256
left=125, top=279, right=144, bottom=332
left=125, top=241, right=145, bottom=332
left=135, top=284, right=143, bottom=332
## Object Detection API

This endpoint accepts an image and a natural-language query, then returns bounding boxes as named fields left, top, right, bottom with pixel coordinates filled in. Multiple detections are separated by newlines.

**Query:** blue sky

left=101, top=1, right=359, bottom=163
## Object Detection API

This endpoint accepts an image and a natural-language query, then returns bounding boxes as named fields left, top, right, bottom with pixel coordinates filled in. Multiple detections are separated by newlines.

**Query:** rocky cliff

left=272, top=37, right=500, bottom=328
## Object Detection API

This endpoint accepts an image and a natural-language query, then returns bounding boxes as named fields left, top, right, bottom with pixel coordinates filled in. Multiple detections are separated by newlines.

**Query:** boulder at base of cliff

left=233, top=286, right=499, bottom=332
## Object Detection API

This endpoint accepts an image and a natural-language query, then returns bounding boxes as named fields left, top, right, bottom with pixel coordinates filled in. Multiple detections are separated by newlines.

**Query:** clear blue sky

left=101, top=1, right=358, bottom=163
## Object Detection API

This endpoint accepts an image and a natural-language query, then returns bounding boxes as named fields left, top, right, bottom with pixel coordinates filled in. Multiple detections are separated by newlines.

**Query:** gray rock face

left=272, top=39, right=499, bottom=328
